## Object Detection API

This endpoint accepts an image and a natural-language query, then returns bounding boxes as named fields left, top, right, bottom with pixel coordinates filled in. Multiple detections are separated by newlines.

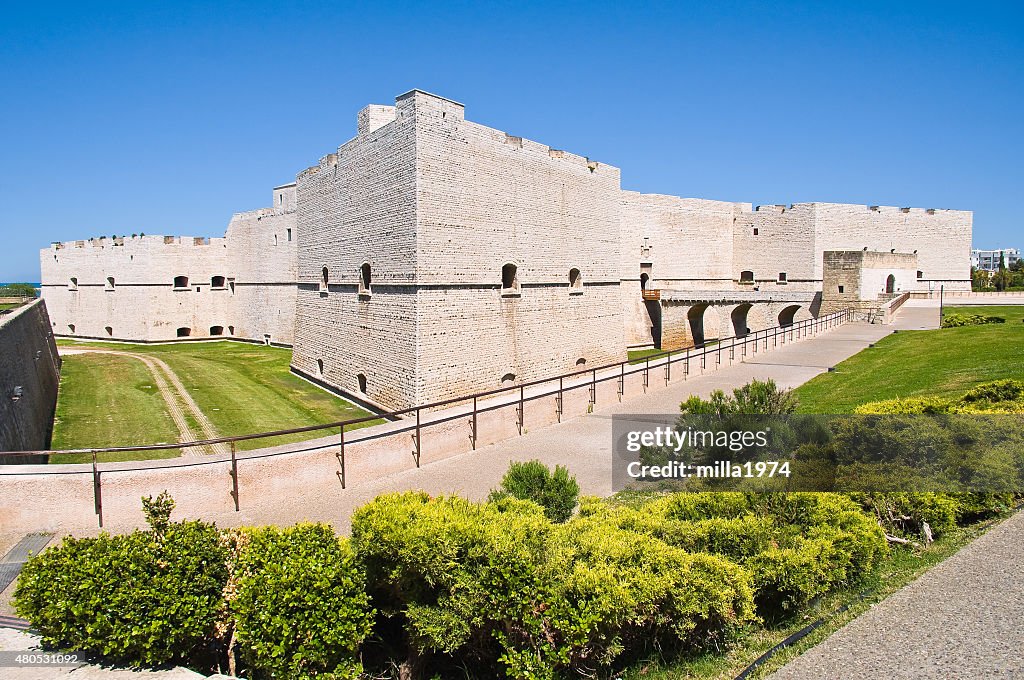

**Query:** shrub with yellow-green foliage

left=855, top=379, right=1024, bottom=414
left=228, top=524, right=373, bottom=679
left=941, top=312, right=1006, bottom=328
left=351, top=491, right=757, bottom=680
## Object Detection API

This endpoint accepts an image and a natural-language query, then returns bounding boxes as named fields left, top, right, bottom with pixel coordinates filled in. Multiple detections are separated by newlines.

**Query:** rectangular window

left=287, top=228, right=292, bottom=242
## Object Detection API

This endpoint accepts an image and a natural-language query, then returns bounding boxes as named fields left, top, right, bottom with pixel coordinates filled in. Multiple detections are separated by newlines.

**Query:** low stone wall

left=0, top=300, right=61, bottom=453
left=0, top=313, right=848, bottom=535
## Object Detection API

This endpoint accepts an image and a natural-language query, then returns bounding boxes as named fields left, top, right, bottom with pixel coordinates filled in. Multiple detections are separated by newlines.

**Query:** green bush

left=645, top=491, right=751, bottom=521
left=352, top=492, right=550, bottom=676
left=941, top=313, right=1006, bottom=328
left=489, top=460, right=580, bottom=523
left=14, top=521, right=227, bottom=666
left=229, top=524, right=374, bottom=679
left=744, top=539, right=830, bottom=619
left=505, top=517, right=756, bottom=678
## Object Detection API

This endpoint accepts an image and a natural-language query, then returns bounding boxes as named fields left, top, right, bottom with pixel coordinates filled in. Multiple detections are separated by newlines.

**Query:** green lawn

left=53, top=340, right=382, bottom=461
left=51, top=353, right=183, bottom=463
left=793, top=305, right=1024, bottom=413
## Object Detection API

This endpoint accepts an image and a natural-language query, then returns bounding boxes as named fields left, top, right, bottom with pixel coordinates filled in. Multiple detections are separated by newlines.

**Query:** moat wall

left=0, top=299, right=61, bottom=453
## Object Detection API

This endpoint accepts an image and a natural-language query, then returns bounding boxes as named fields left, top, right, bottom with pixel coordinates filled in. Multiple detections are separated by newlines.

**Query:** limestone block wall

left=620, top=193, right=737, bottom=347
left=290, top=93, right=419, bottom=410
left=821, top=250, right=918, bottom=316
left=0, top=300, right=61, bottom=452
left=732, top=204, right=819, bottom=292
left=412, top=90, right=626, bottom=402
left=40, top=186, right=298, bottom=344
left=223, top=191, right=298, bottom=345
left=812, top=204, right=970, bottom=291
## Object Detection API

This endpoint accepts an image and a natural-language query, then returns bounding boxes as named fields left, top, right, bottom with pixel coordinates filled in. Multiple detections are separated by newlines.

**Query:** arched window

left=211, top=275, right=226, bottom=288
left=501, top=372, right=517, bottom=384
left=210, top=325, right=224, bottom=336
left=885, top=274, right=896, bottom=294
left=568, top=267, right=583, bottom=294
left=176, top=327, right=191, bottom=337
left=105, top=326, right=113, bottom=336
left=740, top=270, right=754, bottom=283
left=228, top=325, right=235, bottom=335
left=356, top=373, right=367, bottom=393
left=317, top=359, right=324, bottom=375
left=105, top=276, right=115, bottom=291
left=640, top=273, right=649, bottom=290
left=575, top=358, right=586, bottom=366
left=359, top=262, right=372, bottom=296
left=501, top=263, right=520, bottom=296
left=320, top=266, right=329, bottom=292
left=174, top=275, right=189, bottom=289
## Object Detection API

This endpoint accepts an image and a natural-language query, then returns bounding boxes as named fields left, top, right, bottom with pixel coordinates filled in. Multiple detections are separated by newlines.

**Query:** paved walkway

left=771, top=509, right=1024, bottom=679
left=9, top=303, right=1023, bottom=679
left=218, top=306, right=938, bottom=532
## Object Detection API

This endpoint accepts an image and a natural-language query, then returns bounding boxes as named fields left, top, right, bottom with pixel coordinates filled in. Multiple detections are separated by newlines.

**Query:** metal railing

left=0, top=309, right=853, bottom=526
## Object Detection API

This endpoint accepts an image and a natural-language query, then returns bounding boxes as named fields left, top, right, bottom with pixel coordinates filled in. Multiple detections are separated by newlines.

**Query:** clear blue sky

left=1, top=1, right=1021, bottom=282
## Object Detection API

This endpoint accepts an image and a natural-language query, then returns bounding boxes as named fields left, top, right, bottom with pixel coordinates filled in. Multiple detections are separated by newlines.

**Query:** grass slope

left=793, top=305, right=1024, bottom=413
left=51, top=353, right=182, bottom=462
left=52, top=340, right=381, bottom=459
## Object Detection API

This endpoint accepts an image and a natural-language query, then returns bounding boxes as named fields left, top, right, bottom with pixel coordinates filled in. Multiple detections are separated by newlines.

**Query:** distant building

left=972, top=248, right=1020, bottom=272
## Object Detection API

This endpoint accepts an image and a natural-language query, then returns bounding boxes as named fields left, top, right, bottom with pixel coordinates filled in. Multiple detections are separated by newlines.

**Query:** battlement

left=739, top=202, right=964, bottom=216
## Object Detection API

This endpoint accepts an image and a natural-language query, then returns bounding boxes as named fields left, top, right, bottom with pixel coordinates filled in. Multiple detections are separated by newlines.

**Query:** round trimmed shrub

left=14, top=521, right=227, bottom=666
left=489, top=460, right=580, bottom=522
left=230, top=523, right=373, bottom=679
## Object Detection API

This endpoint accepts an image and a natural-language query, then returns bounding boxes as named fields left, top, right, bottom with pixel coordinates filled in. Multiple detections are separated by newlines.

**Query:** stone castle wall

left=40, top=186, right=298, bottom=344
left=290, top=97, right=420, bottom=410
left=733, top=203, right=971, bottom=293
left=38, top=89, right=974, bottom=413
left=412, top=91, right=625, bottom=401
left=0, top=300, right=61, bottom=452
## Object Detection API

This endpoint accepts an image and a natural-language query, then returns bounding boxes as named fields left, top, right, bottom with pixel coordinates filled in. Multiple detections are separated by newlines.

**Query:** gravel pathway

left=770, top=509, right=1024, bottom=679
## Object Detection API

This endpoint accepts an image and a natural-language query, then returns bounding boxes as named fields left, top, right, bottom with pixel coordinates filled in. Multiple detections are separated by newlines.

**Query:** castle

left=41, top=90, right=972, bottom=411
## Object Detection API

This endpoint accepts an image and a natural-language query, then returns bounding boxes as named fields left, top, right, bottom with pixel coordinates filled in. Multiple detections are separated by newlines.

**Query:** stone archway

left=778, top=305, right=800, bottom=328
left=644, top=299, right=662, bottom=349
left=731, top=303, right=753, bottom=338
left=688, top=304, right=709, bottom=347
left=886, top=274, right=895, bottom=294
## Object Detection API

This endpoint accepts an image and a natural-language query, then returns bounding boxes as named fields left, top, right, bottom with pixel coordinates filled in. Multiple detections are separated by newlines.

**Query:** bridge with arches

left=642, top=289, right=821, bottom=350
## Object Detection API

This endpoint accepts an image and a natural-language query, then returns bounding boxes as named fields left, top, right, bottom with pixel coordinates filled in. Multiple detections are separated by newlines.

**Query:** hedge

left=229, top=524, right=373, bottom=679
left=15, top=521, right=228, bottom=666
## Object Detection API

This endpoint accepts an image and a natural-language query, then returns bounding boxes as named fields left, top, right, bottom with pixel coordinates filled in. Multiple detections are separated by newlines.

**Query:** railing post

left=337, top=425, right=346, bottom=488
left=230, top=440, right=239, bottom=510
left=684, top=348, right=689, bottom=378
left=590, top=369, right=597, bottom=405
left=643, top=357, right=650, bottom=390
left=92, top=451, right=103, bottom=528
left=471, top=396, right=478, bottom=449
left=414, top=407, right=421, bottom=466
left=664, top=353, right=671, bottom=384
left=518, top=385, right=525, bottom=433
left=618, top=363, right=624, bottom=399
left=556, top=377, right=563, bottom=421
